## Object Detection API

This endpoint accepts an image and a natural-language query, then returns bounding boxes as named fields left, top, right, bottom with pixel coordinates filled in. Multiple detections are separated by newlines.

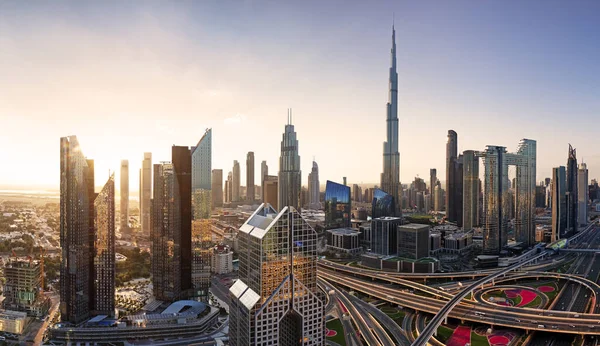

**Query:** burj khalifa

left=380, top=25, right=401, bottom=216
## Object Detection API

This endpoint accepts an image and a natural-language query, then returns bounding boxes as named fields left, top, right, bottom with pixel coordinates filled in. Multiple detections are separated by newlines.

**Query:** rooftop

left=326, top=227, right=361, bottom=236
left=399, top=223, right=429, bottom=231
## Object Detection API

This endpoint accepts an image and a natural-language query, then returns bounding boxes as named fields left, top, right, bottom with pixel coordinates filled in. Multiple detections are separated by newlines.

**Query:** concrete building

left=278, top=109, right=302, bottom=211
left=232, top=160, right=240, bottom=202
left=326, top=228, right=362, bottom=254
left=211, top=244, right=233, bottom=274
left=307, top=160, right=320, bottom=210
left=380, top=25, right=401, bottom=217
left=246, top=152, right=255, bottom=201
left=578, top=163, right=589, bottom=226
left=120, top=160, right=129, bottom=230
left=211, top=169, right=223, bottom=208
left=371, top=217, right=403, bottom=256
left=140, top=153, right=152, bottom=235
left=192, top=129, right=212, bottom=219
left=3, top=258, right=50, bottom=317
left=397, top=223, right=429, bottom=260
left=0, top=310, right=28, bottom=334
left=229, top=204, right=324, bottom=346
left=429, top=233, right=442, bottom=254
left=444, top=232, right=474, bottom=254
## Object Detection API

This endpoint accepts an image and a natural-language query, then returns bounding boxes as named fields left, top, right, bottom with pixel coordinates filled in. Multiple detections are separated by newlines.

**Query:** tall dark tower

left=380, top=24, right=401, bottom=216
left=446, top=130, right=458, bottom=222
left=566, top=144, right=578, bottom=234
left=172, top=146, right=192, bottom=294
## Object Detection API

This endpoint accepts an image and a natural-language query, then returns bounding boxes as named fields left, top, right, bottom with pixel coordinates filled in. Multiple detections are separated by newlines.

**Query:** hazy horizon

left=1, top=1, right=599, bottom=191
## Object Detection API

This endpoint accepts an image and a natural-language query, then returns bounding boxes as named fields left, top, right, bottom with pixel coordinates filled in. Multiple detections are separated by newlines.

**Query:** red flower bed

left=446, top=326, right=471, bottom=346
left=538, top=285, right=555, bottom=292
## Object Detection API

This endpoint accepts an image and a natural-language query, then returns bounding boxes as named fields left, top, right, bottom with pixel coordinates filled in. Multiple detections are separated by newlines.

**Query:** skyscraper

left=324, top=180, right=351, bottom=229
left=229, top=204, right=324, bottom=346
left=152, top=163, right=181, bottom=301
left=172, top=145, right=192, bottom=296
left=308, top=160, right=320, bottom=209
left=60, top=136, right=93, bottom=323
left=260, top=160, right=268, bottom=200
left=552, top=166, right=567, bottom=240
left=380, top=25, right=401, bottom=217
left=481, top=146, right=508, bottom=254
left=578, top=163, right=588, bottom=227
left=246, top=152, right=255, bottom=201
left=225, top=171, right=233, bottom=203
left=462, top=150, right=479, bottom=230
left=263, top=175, right=279, bottom=210
left=140, top=153, right=152, bottom=235
left=429, top=168, right=437, bottom=210
left=434, top=182, right=443, bottom=212
left=211, top=169, right=223, bottom=208
left=566, top=144, right=578, bottom=233
left=120, top=160, right=129, bottom=230
left=513, top=139, right=537, bottom=246
left=93, top=174, right=115, bottom=316
left=232, top=160, right=240, bottom=202
left=278, top=109, right=301, bottom=211
left=191, top=220, right=212, bottom=303
left=192, top=129, right=212, bottom=219
left=446, top=130, right=458, bottom=223
left=372, top=188, right=396, bottom=219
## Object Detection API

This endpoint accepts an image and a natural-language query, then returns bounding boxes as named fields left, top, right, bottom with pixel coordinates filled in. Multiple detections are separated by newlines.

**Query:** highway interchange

left=318, top=222, right=600, bottom=346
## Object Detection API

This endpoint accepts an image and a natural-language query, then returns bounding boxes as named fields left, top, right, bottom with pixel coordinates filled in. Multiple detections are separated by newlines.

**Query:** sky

left=1, top=0, right=599, bottom=193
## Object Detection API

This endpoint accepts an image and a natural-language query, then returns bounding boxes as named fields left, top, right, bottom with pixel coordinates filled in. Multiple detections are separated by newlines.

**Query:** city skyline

left=1, top=1, right=599, bottom=191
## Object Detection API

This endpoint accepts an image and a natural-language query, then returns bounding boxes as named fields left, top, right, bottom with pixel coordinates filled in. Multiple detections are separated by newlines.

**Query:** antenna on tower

left=290, top=108, right=293, bottom=124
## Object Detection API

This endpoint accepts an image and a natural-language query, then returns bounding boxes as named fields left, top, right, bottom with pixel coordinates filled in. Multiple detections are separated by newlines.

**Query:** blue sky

left=0, top=0, right=598, bottom=190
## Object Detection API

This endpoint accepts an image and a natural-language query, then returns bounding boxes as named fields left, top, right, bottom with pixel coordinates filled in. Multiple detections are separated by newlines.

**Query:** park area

left=325, top=318, right=346, bottom=346
left=437, top=324, right=520, bottom=346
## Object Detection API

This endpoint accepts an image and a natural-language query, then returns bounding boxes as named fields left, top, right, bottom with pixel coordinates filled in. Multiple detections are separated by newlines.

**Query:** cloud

left=224, top=113, right=248, bottom=125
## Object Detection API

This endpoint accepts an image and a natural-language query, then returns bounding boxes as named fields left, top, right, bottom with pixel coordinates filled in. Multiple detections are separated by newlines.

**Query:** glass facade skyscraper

left=372, top=188, right=395, bottom=219
left=60, top=136, right=93, bottom=323
left=278, top=109, right=302, bottom=211
left=566, top=144, right=578, bottom=233
left=140, top=153, right=152, bottom=235
left=120, top=160, right=129, bottom=230
left=552, top=166, right=567, bottom=240
left=380, top=25, right=401, bottom=217
left=229, top=204, right=324, bottom=346
left=93, top=174, right=115, bottom=316
left=462, top=150, right=479, bottom=230
left=324, top=180, right=351, bottom=229
left=192, top=129, right=212, bottom=219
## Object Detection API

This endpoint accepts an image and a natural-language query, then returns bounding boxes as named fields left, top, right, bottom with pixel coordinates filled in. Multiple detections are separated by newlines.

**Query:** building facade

left=552, top=166, right=567, bottom=240
left=566, top=144, right=578, bottom=233
left=371, top=217, right=403, bottom=256
left=578, top=163, right=589, bottom=227
left=93, top=175, right=115, bottom=316
left=263, top=175, right=279, bottom=210
left=278, top=109, right=302, bottom=211
left=397, top=224, right=430, bottom=260
left=372, top=188, right=395, bottom=219
left=172, top=146, right=193, bottom=295
left=324, top=180, right=351, bottom=229
left=229, top=204, right=324, bottom=346
left=140, top=152, right=152, bottom=235
left=380, top=25, right=401, bottom=217
left=260, top=161, right=268, bottom=200
left=246, top=152, right=255, bottom=201
left=446, top=130, right=458, bottom=223
left=429, top=168, right=437, bottom=210
left=462, top=150, right=479, bottom=230
left=192, top=129, right=212, bottom=219
left=3, top=259, right=50, bottom=317
left=326, top=228, right=362, bottom=254
left=211, top=245, right=233, bottom=274
left=60, top=136, right=93, bottom=323
left=308, top=160, right=320, bottom=210
left=192, top=220, right=212, bottom=302
left=232, top=160, right=241, bottom=202
left=120, top=160, right=129, bottom=230
left=211, top=169, right=223, bottom=208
